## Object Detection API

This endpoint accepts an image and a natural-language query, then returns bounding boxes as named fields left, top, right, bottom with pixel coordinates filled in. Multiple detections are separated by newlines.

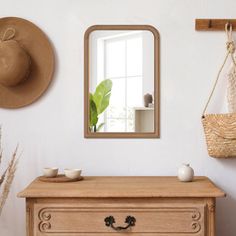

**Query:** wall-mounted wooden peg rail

left=195, top=19, right=236, bottom=31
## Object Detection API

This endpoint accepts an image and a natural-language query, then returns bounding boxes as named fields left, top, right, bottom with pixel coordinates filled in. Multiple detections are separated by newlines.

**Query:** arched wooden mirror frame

left=84, top=25, right=160, bottom=138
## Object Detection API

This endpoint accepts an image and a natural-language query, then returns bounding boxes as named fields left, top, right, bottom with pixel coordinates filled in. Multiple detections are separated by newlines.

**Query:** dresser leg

left=26, top=199, right=34, bottom=236
left=207, top=198, right=216, bottom=236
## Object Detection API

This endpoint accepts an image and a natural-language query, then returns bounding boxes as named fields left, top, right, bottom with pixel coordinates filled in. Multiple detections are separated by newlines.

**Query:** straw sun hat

left=0, top=17, right=54, bottom=108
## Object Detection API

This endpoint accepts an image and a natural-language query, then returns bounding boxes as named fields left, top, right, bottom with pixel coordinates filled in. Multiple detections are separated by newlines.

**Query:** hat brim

left=0, top=17, right=55, bottom=108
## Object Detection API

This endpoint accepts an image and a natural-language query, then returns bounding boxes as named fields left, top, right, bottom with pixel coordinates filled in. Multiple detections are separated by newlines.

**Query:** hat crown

left=0, top=28, right=31, bottom=87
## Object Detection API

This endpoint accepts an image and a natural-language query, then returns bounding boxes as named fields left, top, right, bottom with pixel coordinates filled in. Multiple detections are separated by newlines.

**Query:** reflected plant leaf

left=89, top=93, right=98, bottom=130
left=93, top=79, right=112, bottom=115
left=89, top=80, right=113, bottom=132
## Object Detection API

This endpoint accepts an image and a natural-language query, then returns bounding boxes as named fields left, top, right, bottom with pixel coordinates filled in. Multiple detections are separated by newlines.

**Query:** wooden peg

left=208, top=20, right=212, bottom=29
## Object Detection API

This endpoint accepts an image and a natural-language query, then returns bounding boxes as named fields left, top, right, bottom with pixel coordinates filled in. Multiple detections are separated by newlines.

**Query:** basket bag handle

left=202, top=23, right=236, bottom=118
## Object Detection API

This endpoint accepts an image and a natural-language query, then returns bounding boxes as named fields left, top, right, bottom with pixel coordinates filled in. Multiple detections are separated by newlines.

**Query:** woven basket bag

left=202, top=23, right=236, bottom=158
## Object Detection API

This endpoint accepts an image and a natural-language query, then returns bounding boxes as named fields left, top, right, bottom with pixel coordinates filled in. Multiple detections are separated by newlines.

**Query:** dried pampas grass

left=0, top=127, right=19, bottom=216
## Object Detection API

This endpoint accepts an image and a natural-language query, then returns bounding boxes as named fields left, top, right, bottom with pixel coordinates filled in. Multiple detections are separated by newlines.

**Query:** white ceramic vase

left=178, top=164, right=194, bottom=182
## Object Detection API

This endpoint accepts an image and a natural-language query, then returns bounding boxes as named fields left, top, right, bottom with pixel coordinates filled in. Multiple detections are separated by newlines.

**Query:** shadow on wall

left=216, top=158, right=236, bottom=236
left=217, top=157, right=236, bottom=172
left=216, top=195, right=236, bottom=236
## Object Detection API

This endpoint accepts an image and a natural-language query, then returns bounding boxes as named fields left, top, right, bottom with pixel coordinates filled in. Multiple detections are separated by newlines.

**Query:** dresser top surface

left=18, top=176, right=225, bottom=198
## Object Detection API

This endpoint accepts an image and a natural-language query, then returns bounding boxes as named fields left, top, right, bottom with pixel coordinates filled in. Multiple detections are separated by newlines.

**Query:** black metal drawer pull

left=104, top=215, right=136, bottom=231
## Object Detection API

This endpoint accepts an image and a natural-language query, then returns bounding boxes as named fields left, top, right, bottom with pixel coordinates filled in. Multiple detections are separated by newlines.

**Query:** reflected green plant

left=89, top=79, right=112, bottom=132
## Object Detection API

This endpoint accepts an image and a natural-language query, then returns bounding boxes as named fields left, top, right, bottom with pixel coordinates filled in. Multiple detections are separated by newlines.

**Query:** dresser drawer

left=34, top=204, right=206, bottom=235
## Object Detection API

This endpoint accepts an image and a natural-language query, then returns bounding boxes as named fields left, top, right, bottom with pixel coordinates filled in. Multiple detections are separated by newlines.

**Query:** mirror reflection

left=86, top=27, right=159, bottom=136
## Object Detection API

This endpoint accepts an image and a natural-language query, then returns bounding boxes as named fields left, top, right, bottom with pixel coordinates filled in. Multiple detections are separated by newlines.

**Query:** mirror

left=84, top=25, right=160, bottom=138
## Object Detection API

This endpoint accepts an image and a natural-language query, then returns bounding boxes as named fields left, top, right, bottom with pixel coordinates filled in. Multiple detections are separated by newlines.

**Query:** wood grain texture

left=38, top=175, right=83, bottom=183
left=206, top=198, right=216, bottom=236
left=35, top=203, right=205, bottom=234
left=18, top=176, right=225, bottom=198
left=19, top=177, right=225, bottom=236
left=84, top=25, right=160, bottom=138
left=26, top=200, right=34, bottom=236
left=24, top=197, right=216, bottom=236
left=195, top=19, right=236, bottom=31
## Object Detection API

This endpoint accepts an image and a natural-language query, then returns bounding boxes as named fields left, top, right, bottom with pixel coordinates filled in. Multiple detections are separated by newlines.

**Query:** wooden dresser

left=18, top=176, right=225, bottom=236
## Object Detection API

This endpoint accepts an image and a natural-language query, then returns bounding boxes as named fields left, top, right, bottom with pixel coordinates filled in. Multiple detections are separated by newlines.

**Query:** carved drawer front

left=35, top=204, right=206, bottom=235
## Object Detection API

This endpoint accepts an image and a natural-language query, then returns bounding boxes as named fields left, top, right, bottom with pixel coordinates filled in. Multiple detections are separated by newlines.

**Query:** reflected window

left=97, top=32, right=143, bottom=132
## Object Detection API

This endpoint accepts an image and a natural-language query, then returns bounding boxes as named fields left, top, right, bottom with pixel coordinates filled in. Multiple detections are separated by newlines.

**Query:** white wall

left=0, top=0, right=236, bottom=235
